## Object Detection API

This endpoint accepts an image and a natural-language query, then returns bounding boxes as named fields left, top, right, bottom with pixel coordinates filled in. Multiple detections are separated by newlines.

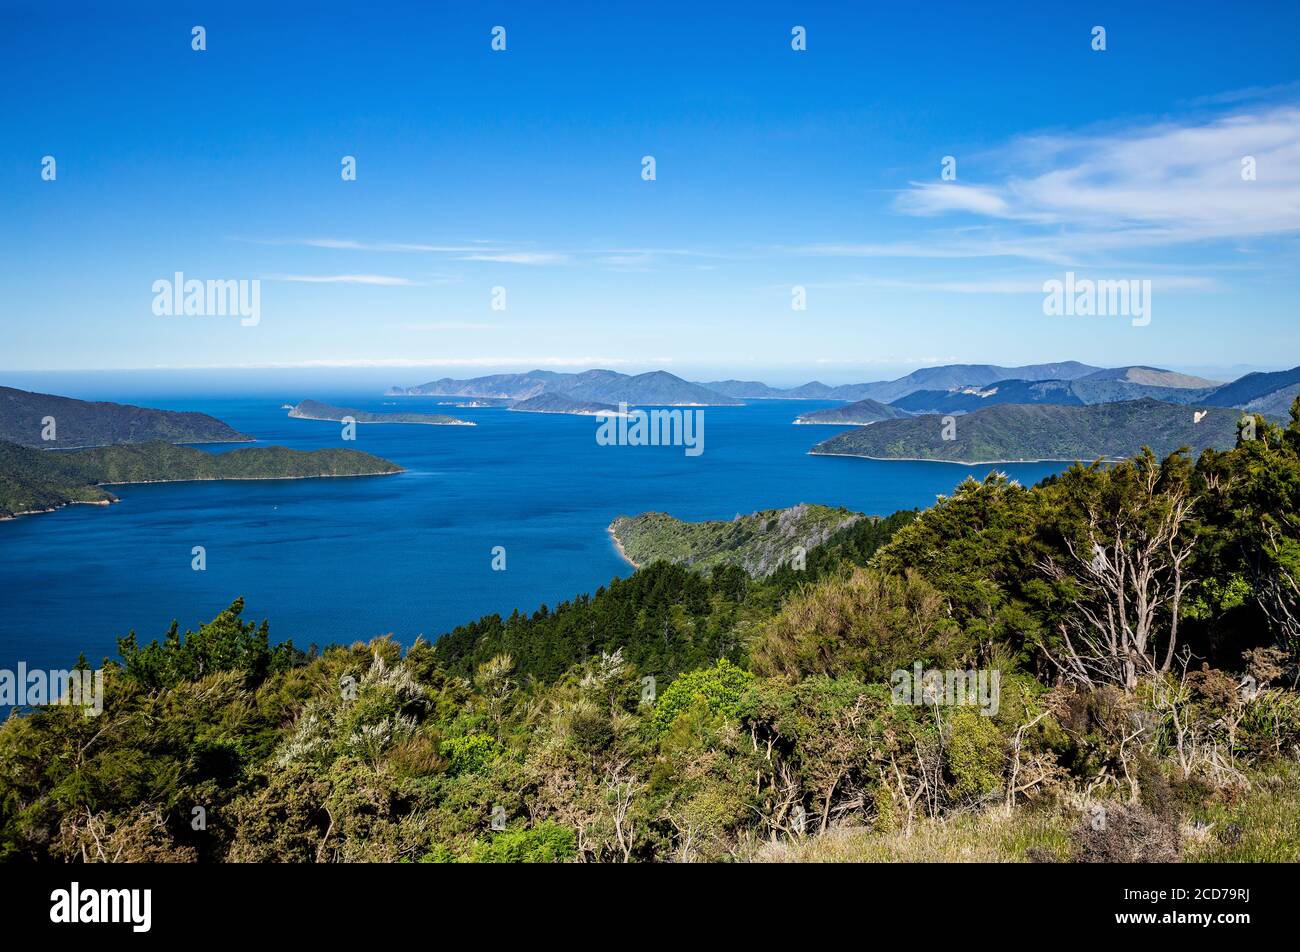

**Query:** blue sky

left=2, top=0, right=1298, bottom=385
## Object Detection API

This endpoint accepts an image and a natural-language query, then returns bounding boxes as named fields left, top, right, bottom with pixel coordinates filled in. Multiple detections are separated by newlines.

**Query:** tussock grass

left=1185, top=761, right=1300, bottom=863
left=747, top=807, right=1073, bottom=863
left=752, top=760, right=1300, bottom=863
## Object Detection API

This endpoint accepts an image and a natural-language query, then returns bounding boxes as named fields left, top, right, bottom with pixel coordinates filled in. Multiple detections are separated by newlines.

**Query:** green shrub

left=652, top=659, right=754, bottom=733
left=751, top=568, right=967, bottom=682
left=945, top=708, right=1006, bottom=798
left=440, top=733, right=506, bottom=776
left=470, top=822, right=577, bottom=863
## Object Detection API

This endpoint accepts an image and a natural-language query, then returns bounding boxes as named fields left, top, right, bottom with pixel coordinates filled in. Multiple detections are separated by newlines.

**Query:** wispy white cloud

left=244, top=237, right=729, bottom=271
left=795, top=275, right=1218, bottom=294
left=1183, top=81, right=1300, bottom=107
left=796, top=238, right=1076, bottom=264
left=264, top=273, right=417, bottom=286
left=896, top=183, right=1019, bottom=219
left=454, top=252, right=572, bottom=265
left=880, top=105, right=1300, bottom=261
left=246, top=237, right=494, bottom=253
left=399, top=321, right=496, bottom=331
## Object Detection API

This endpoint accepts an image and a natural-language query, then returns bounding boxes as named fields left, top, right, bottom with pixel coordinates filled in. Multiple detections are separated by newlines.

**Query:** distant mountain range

left=815, top=361, right=1105, bottom=403
left=385, top=361, right=1296, bottom=413
left=811, top=399, right=1244, bottom=464
left=701, top=363, right=1100, bottom=402
left=1197, top=365, right=1300, bottom=410
left=0, top=386, right=252, bottom=448
left=890, top=366, right=1300, bottom=417
left=893, top=370, right=1214, bottom=413
left=1240, top=384, right=1300, bottom=419
left=391, top=364, right=1107, bottom=408
left=286, top=399, right=472, bottom=426
left=696, top=380, right=791, bottom=400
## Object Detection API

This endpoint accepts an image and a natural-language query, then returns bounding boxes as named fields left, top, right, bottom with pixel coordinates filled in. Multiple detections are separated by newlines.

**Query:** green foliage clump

left=116, top=598, right=298, bottom=690
left=468, top=822, right=578, bottom=863
left=440, top=733, right=506, bottom=776
left=752, top=567, right=966, bottom=682
left=945, top=709, right=1006, bottom=798
left=652, top=659, right=753, bottom=733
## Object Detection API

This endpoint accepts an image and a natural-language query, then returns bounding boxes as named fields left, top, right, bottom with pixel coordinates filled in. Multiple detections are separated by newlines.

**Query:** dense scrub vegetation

left=3, top=405, right=1300, bottom=862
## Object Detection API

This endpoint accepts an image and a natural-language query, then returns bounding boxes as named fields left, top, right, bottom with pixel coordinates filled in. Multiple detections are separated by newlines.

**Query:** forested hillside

left=0, top=440, right=402, bottom=518
left=609, top=504, right=868, bottom=577
left=813, top=399, right=1242, bottom=463
left=0, top=386, right=252, bottom=448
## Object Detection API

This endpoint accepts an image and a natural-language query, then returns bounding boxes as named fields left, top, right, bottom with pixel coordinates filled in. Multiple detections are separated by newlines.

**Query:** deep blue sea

left=0, top=395, right=1068, bottom=669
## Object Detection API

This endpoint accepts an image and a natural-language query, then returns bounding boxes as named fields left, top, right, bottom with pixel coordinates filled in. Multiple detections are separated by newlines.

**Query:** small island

left=0, top=440, right=404, bottom=520
left=508, top=393, right=625, bottom=417
left=286, top=399, right=473, bottom=426
left=794, top=398, right=912, bottom=426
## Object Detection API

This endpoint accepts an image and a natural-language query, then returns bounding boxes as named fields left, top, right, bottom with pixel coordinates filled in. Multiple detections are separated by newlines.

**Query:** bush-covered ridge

left=813, top=398, right=1244, bottom=463
left=610, top=503, right=866, bottom=577
left=0, top=385, right=252, bottom=449
left=0, top=440, right=402, bottom=518
left=2, top=407, right=1299, bottom=863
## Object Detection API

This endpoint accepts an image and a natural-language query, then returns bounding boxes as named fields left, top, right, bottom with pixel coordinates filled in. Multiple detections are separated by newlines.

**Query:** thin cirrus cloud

left=795, top=275, right=1218, bottom=294
left=886, top=105, right=1300, bottom=257
left=248, top=237, right=572, bottom=265
left=245, top=237, right=496, bottom=253
left=453, top=251, right=572, bottom=265
left=246, top=237, right=727, bottom=270
left=264, top=273, right=417, bottom=286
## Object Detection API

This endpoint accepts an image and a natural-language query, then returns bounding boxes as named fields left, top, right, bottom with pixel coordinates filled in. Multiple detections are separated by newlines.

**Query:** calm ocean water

left=0, top=395, right=1067, bottom=669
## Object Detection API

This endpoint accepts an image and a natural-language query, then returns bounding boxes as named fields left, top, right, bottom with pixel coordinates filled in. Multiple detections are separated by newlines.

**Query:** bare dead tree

left=666, top=813, right=699, bottom=863
left=885, top=756, right=926, bottom=837
left=1039, top=454, right=1196, bottom=690
left=1005, top=709, right=1053, bottom=814
left=603, top=760, right=642, bottom=863
left=1257, top=524, right=1300, bottom=659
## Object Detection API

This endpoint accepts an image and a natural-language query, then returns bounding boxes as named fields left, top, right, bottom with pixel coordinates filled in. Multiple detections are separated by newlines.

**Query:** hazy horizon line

left=4, top=358, right=1295, bottom=388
